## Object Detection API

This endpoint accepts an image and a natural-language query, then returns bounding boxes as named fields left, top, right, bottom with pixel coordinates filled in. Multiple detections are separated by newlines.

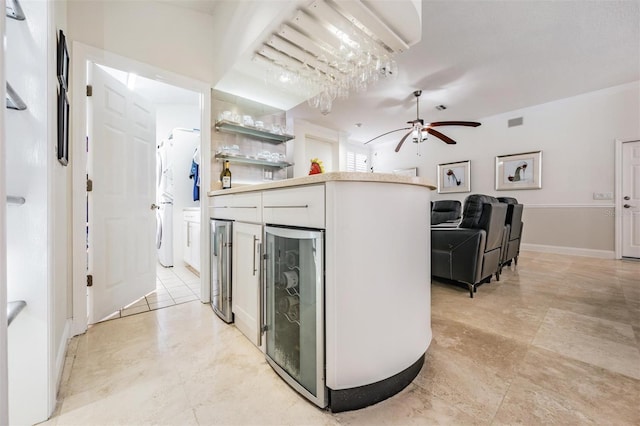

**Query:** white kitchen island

left=208, top=172, right=435, bottom=412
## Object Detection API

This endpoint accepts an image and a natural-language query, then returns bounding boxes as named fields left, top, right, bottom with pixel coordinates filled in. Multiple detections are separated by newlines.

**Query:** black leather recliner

left=431, top=200, right=462, bottom=225
left=431, top=194, right=507, bottom=297
left=498, top=197, right=524, bottom=271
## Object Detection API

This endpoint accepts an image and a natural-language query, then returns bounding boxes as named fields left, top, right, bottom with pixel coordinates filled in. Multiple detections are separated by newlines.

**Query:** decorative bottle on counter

left=220, top=160, right=232, bottom=189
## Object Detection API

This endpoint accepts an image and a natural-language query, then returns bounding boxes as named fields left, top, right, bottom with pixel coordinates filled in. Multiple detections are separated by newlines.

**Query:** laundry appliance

left=156, top=128, right=200, bottom=267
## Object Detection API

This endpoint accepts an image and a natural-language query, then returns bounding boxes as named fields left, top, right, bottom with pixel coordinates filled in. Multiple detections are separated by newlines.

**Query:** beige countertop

left=208, top=172, right=435, bottom=196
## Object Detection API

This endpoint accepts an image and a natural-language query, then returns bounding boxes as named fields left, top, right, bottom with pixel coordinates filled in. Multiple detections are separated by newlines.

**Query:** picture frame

left=393, top=167, right=418, bottom=177
left=495, top=151, right=542, bottom=190
left=6, top=0, right=26, bottom=20
left=57, top=30, right=69, bottom=92
left=57, top=88, right=69, bottom=166
left=437, top=160, right=471, bottom=193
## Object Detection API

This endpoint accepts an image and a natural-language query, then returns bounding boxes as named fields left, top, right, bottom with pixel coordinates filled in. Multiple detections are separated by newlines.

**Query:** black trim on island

left=328, top=353, right=425, bottom=412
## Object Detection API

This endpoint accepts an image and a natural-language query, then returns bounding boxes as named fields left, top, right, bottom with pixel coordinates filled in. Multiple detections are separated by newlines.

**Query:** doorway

left=91, top=65, right=203, bottom=321
left=71, top=44, right=211, bottom=335
left=616, top=138, right=640, bottom=259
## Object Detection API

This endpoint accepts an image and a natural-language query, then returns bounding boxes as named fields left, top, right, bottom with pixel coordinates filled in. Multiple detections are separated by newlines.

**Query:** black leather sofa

left=498, top=197, right=524, bottom=272
left=431, top=194, right=507, bottom=297
left=431, top=200, right=462, bottom=226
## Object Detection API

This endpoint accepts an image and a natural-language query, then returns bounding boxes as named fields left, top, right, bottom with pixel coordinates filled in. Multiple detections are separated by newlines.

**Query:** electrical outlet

left=593, top=192, right=613, bottom=200
left=264, top=169, right=273, bottom=180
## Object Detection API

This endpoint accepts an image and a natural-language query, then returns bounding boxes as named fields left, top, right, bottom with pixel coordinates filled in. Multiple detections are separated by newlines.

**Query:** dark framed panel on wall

left=57, top=29, right=69, bottom=91
left=57, top=29, right=70, bottom=165
left=57, top=88, right=69, bottom=166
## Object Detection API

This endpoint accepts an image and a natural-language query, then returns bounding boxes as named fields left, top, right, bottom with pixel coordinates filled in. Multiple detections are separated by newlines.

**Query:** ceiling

left=163, top=1, right=640, bottom=144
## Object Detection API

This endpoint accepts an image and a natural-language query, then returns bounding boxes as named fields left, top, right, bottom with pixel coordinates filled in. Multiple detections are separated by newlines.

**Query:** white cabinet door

left=232, top=222, right=262, bottom=347
left=183, top=220, right=190, bottom=265
left=191, top=221, right=201, bottom=273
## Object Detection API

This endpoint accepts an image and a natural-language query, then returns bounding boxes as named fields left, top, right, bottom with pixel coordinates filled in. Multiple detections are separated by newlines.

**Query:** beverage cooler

left=210, top=219, right=233, bottom=323
left=264, top=226, right=326, bottom=408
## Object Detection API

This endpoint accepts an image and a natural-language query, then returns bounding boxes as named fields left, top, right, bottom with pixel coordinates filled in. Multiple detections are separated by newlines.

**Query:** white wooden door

left=232, top=222, right=262, bottom=346
left=622, top=140, right=640, bottom=258
left=88, top=64, right=156, bottom=323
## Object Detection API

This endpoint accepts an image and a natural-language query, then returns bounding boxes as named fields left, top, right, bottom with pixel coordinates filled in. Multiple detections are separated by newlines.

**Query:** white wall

left=0, top=0, right=8, bottom=423
left=156, top=104, right=201, bottom=266
left=67, top=0, right=215, bottom=85
left=291, top=120, right=353, bottom=177
left=5, top=0, right=58, bottom=423
left=51, top=0, right=71, bottom=410
left=372, top=82, right=640, bottom=254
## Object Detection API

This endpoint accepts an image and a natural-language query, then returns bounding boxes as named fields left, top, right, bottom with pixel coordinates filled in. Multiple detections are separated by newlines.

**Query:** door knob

left=151, top=203, right=160, bottom=210
left=623, top=204, right=633, bottom=208
left=624, top=196, right=630, bottom=200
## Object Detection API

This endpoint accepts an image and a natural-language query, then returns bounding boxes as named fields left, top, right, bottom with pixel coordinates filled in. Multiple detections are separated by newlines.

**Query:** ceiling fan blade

left=427, top=121, right=481, bottom=127
left=364, top=127, right=411, bottom=144
left=394, top=131, right=412, bottom=152
left=426, top=128, right=457, bottom=144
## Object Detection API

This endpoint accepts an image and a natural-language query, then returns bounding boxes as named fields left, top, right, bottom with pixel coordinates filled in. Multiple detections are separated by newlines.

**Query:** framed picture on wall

left=437, top=160, right=471, bottom=193
left=57, top=30, right=69, bottom=91
left=495, top=151, right=542, bottom=190
left=57, top=88, right=69, bottom=166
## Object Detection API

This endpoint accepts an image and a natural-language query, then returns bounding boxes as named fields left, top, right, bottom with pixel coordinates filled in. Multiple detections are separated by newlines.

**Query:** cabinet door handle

left=214, top=206, right=257, bottom=209
left=257, top=241, right=263, bottom=347
left=263, top=205, right=309, bottom=209
left=252, top=235, right=259, bottom=276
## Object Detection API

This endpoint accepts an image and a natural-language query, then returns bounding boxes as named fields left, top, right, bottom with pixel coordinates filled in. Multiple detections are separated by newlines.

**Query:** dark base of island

left=327, top=353, right=425, bottom=413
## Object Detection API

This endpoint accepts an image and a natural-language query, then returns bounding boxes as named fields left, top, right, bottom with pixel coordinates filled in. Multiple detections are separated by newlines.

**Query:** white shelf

left=214, top=120, right=294, bottom=144
left=215, top=153, right=292, bottom=168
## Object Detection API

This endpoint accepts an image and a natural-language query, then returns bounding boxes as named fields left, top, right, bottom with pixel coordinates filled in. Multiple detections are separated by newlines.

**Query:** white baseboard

left=52, top=319, right=71, bottom=413
left=521, top=243, right=615, bottom=259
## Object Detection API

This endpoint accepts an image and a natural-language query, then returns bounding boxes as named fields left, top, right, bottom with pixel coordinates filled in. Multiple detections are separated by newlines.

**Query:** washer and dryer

left=156, top=195, right=174, bottom=267
left=156, top=128, right=201, bottom=268
left=156, top=136, right=174, bottom=267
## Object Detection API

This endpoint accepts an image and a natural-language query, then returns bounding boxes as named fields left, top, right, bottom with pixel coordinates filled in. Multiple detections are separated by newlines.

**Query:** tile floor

left=43, top=251, right=640, bottom=425
left=103, top=264, right=201, bottom=321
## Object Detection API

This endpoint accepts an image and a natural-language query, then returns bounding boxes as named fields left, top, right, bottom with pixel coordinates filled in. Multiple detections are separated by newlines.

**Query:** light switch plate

left=593, top=192, right=613, bottom=200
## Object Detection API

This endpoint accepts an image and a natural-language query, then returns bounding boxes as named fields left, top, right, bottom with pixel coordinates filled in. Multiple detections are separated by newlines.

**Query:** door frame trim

left=70, top=43, right=211, bottom=336
left=614, top=137, right=640, bottom=259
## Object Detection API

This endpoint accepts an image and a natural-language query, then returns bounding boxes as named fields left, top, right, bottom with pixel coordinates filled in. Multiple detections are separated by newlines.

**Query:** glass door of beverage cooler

left=264, top=226, right=326, bottom=408
left=210, top=219, right=232, bottom=323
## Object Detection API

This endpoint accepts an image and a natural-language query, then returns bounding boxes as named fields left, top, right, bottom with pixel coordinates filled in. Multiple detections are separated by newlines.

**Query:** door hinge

left=87, top=275, right=93, bottom=287
left=86, top=178, right=93, bottom=192
left=261, top=325, right=269, bottom=332
left=86, top=85, right=93, bottom=97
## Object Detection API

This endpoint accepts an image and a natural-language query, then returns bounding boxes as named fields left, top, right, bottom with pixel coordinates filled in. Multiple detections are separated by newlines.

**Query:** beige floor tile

left=146, top=291, right=173, bottom=303
left=161, top=278, right=186, bottom=289
left=168, top=287, right=196, bottom=299
left=123, top=297, right=148, bottom=310
left=149, top=299, right=176, bottom=310
left=532, top=308, right=640, bottom=379
left=49, top=253, right=640, bottom=425
left=173, top=294, right=198, bottom=304
left=121, top=304, right=150, bottom=317
left=412, top=319, right=526, bottom=422
left=509, top=346, right=640, bottom=425
left=335, top=383, right=480, bottom=425
left=492, top=376, right=600, bottom=425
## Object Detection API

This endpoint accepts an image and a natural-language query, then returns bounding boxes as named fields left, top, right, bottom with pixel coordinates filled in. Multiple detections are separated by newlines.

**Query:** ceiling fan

left=364, top=90, right=481, bottom=153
